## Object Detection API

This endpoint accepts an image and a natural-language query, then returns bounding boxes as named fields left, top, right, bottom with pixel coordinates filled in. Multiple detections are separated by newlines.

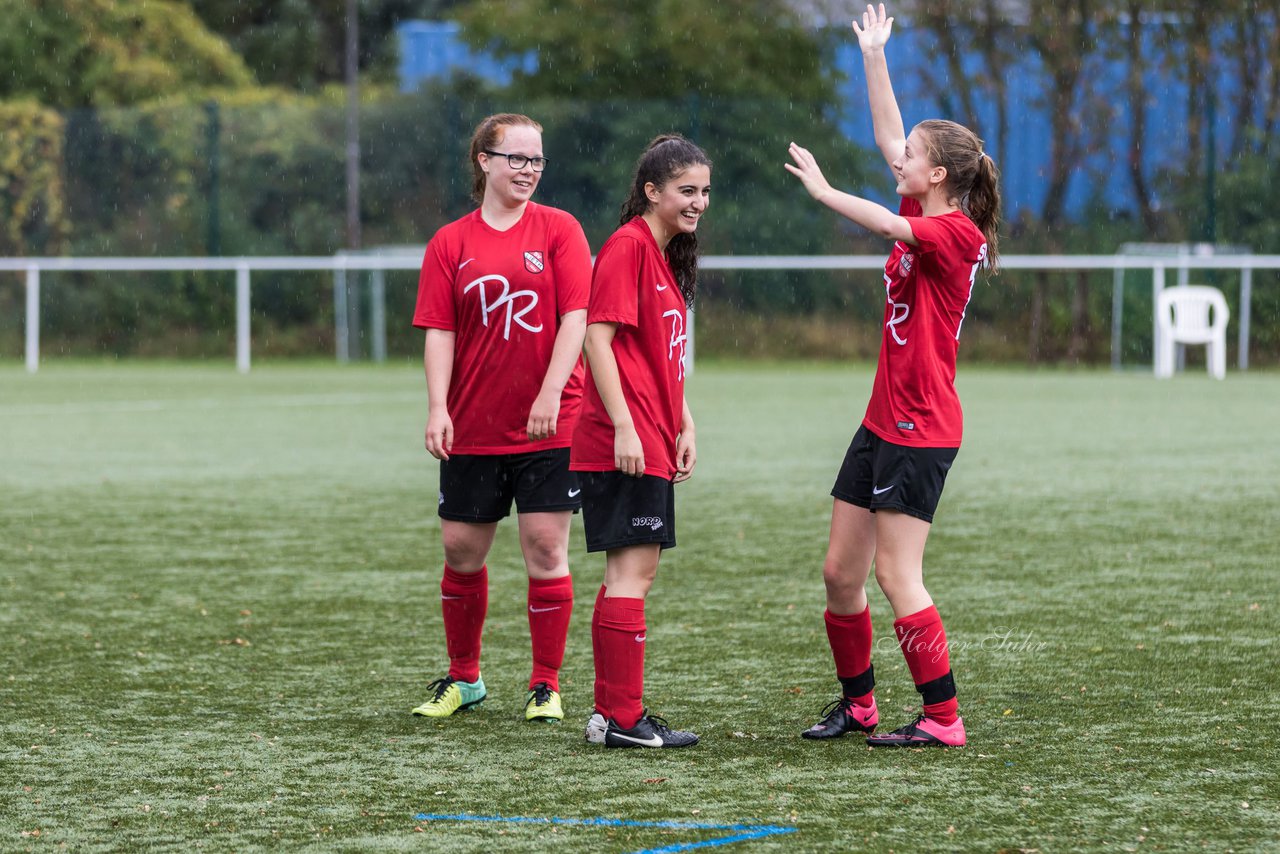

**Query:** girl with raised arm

left=785, top=4, right=1001, bottom=748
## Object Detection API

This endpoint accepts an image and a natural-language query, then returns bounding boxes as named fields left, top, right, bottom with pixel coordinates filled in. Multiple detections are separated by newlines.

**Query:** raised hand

left=852, top=3, right=894, bottom=52
left=784, top=142, right=833, bottom=203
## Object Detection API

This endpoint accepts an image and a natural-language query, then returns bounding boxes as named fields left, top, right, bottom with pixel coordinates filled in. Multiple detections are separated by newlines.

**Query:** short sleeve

left=413, top=232, right=456, bottom=331
left=903, top=215, right=945, bottom=255
left=552, top=216, right=592, bottom=315
left=588, top=236, right=642, bottom=327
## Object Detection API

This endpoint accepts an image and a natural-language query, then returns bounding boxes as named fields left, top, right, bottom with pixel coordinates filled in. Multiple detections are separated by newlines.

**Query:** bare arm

left=423, top=329, right=456, bottom=459
left=785, top=142, right=917, bottom=245
left=527, top=308, right=587, bottom=441
left=582, top=322, right=645, bottom=477
left=854, top=4, right=906, bottom=169
left=673, top=396, right=696, bottom=483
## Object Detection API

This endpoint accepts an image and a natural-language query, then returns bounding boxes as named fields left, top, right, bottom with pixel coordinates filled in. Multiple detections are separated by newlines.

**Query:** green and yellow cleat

left=412, top=675, right=486, bottom=718
left=524, top=682, right=564, bottom=723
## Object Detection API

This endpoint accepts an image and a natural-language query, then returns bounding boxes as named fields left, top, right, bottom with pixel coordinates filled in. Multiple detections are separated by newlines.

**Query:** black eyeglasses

left=483, top=150, right=548, bottom=171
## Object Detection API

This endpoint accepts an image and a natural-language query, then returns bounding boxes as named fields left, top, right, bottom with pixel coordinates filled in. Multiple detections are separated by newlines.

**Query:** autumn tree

left=0, top=0, right=253, bottom=108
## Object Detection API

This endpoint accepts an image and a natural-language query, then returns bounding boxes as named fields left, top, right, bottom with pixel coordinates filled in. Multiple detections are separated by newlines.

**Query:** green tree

left=0, top=102, right=68, bottom=254
left=0, top=0, right=254, bottom=107
left=456, top=0, right=837, bottom=101
left=187, top=0, right=469, bottom=89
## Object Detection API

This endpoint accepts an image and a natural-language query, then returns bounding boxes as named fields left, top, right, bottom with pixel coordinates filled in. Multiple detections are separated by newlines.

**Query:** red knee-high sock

left=825, top=606, right=875, bottom=706
left=527, top=574, right=574, bottom=691
left=591, top=585, right=607, bottom=716
left=894, top=605, right=959, bottom=725
left=441, top=564, right=487, bottom=683
left=598, top=596, right=646, bottom=730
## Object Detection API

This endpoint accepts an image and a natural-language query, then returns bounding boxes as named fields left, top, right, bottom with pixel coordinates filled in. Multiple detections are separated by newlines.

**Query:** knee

left=523, top=532, right=567, bottom=575
left=822, top=557, right=862, bottom=599
left=442, top=534, right=486, bottom=571
left=872, top=564, right=925, bottom=605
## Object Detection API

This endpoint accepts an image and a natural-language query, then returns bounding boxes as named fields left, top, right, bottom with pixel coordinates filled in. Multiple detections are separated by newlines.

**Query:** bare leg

left=871, top=509, right=934, bottom=618
left=824, top=499, right=877, bottom=615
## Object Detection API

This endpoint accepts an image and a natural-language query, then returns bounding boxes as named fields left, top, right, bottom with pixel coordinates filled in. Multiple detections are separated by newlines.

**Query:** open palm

left=852, top=3, right=894, bottom=51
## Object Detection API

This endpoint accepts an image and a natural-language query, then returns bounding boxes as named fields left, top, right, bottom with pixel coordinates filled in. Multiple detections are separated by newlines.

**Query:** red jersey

left=413, top=202, right=591, bottom=454
left=571, top=217, right=688, bottom=480
left=863, top=198, right=987, bottom=448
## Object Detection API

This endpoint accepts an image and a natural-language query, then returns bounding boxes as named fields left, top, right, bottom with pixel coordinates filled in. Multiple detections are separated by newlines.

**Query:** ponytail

left=968, top=154, right=1001, bottom=273
left=916, top=120, right=1002, bottom=273
left=619, top=134, right=713, bottom=305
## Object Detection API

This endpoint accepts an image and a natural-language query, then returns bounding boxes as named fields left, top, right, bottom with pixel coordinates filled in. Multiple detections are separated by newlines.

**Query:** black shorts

left=578, top=471, right=676, bottom=553
left=438, top=448, right=581, bottom=523
left=831, top=425, right=958, bottom=523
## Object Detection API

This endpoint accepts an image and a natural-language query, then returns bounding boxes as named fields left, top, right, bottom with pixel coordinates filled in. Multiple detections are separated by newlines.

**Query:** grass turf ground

left=2, top=361, right=1278, bottom=852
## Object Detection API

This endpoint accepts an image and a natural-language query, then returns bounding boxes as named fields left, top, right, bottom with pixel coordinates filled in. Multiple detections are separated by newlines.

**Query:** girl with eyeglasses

left=411, top=113, right=592, bottom=726
left=571, top=134, right=711, bottom=749
left=786, top=4, right=1001, bottom=748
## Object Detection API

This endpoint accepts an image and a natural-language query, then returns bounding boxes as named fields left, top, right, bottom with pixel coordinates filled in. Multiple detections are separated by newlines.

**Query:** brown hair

left=916, top=119, right=1001, bottom=272
left=618, top=134, right=712, bottom=305
left=468, top=113, right=543, bottom=203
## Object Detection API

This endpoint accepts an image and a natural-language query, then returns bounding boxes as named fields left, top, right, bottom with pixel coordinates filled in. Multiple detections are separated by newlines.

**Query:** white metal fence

left=4, top=253, right=1276, bottom=373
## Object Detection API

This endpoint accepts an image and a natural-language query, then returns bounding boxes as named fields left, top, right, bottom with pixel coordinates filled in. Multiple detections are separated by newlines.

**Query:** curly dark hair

left=618, top=134, right=712, bottom=305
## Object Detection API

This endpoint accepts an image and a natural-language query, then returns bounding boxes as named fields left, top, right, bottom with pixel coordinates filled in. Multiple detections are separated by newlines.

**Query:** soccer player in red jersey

left=785, top=4, right=1002, bottom=748
left=570, top=135, right=710, bottom=749
left=410, top=113, right=592, bottom=724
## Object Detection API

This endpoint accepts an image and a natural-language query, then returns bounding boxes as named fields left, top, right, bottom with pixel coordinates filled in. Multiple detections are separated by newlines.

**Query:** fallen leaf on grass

left=643, top=778, right=668, bottom=784
left=218, top=638, right=252, bottom=646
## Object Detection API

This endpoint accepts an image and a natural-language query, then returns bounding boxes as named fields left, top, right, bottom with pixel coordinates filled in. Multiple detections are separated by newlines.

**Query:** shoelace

left=816, top=697, right=853, bottom=722
left=529, top=683, right=553, bottom=706
left=887, top=714, right=928, bottom=735
left=424, top=677, right=455, bottom=702
left=644, top=714, right=675, bottom=733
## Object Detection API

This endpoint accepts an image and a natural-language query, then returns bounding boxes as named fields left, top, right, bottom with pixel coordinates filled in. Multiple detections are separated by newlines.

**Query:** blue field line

left=413, top=813, right=797, bottom=853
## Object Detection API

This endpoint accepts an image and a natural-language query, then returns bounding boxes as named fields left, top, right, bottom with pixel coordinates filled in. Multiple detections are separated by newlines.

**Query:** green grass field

left=3, top=361, right=1278, bottom=852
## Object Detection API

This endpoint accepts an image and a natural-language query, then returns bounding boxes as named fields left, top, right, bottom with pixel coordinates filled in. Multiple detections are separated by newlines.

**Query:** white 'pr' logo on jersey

left=662, top=308, right=688, bottom=380
left=884, top=247, right=912, bottom=346
left=464, top=274, right=542, bottom=340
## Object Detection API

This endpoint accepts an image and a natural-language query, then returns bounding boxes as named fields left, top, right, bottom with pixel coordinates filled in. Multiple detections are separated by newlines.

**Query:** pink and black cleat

left=801, top=696, right=879, bottom=740
left=866, top=714, right=966, bottom=747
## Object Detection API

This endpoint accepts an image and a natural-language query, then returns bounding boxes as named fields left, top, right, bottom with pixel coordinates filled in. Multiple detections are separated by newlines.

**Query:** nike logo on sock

left=634, top=634, right=646, bottom=643
left=441, top=595, right=463, bottom=600
left=529, top=605, right=561, bottom=613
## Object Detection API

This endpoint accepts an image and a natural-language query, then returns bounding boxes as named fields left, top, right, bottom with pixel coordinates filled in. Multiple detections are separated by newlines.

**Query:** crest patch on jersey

left=523, top=251, right=545, bottom=274
left=898, top=253, right=914, bottom=277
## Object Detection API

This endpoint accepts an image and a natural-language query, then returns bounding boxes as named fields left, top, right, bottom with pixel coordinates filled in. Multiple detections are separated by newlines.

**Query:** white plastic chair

left=1154, top=285, right=1230, bottom=379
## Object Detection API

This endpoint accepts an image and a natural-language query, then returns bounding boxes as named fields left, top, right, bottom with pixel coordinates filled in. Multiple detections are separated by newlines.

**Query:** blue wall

left=398, top=21, right=1244, bottom=219
left=832, top=29, right=1239, bottom=218
left=396, top=21, right=536, bottom=91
